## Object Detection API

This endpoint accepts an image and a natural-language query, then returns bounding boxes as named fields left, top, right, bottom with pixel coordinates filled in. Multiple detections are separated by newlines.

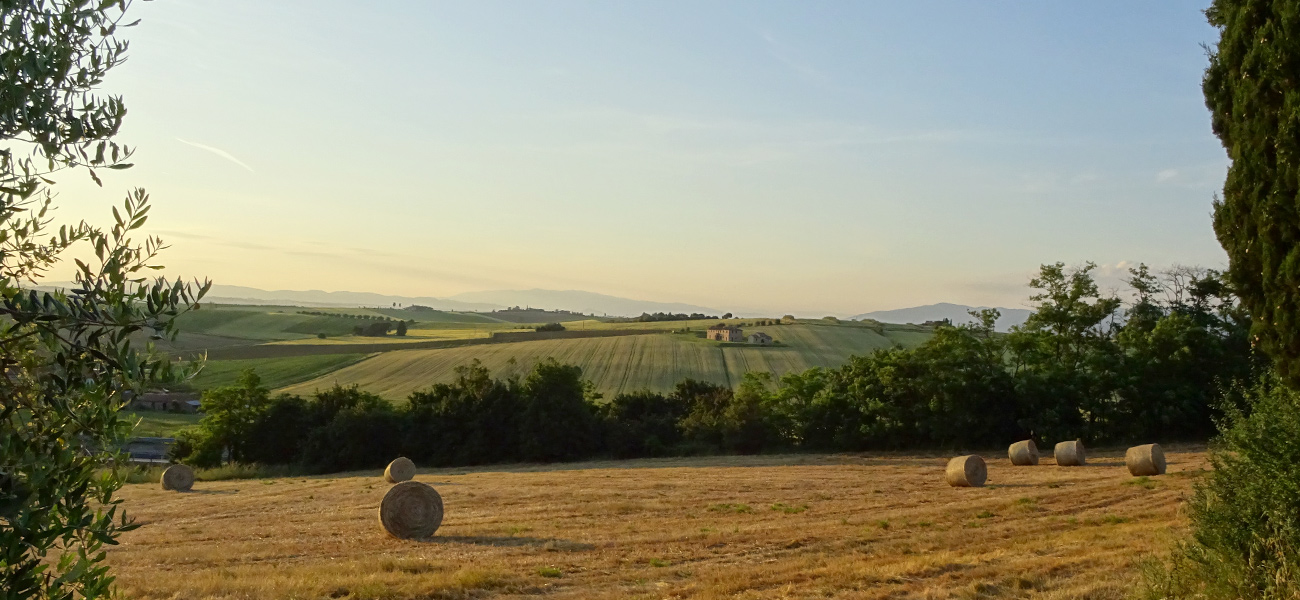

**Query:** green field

left=124, top=411, right=201, bottom=437
left=173, top=305, right=530, bottom=348
left=188, top=354, right=369, bottom=390
left=278, top=323, right=928, bottom=401
left=174, top=306, right=325, bottom=340
left=165, top=305, right=937, bottom=398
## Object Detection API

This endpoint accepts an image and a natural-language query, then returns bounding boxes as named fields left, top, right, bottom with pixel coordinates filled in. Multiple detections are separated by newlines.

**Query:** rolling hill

left=191, top=284, right=726, bottom=317
left=852, top=302, right=1033, bottom=331
left=279, top=322, right=931, bottom=401
left=447, top=289, right=723, bottom=318
left=144, top=304, right=941, bottom=400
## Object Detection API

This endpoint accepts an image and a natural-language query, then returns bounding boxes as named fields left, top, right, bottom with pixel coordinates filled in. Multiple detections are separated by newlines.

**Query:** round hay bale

left=160, top=464, right=195, bottom=492
left=384, top=457, right=416, bottom=483
left=378, top=481, right=444, bottom=540
left=945, top=455, right=987, bottom=487
left=1125, top=443, right=1167, bottom=476
left=1054, top=440, right=1086, bottom=466
left=1008, top=439, right=1039, bottom=466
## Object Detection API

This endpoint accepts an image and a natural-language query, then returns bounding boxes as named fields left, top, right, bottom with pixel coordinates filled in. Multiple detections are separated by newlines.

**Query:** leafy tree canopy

left=1205, top=0, right=1300, bottom=383
left=0, top=2, right=206, bottom=598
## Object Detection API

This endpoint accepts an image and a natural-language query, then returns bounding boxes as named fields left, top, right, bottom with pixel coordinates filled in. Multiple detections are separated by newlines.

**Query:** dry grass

left=108, top=446, right=1207, bottom=599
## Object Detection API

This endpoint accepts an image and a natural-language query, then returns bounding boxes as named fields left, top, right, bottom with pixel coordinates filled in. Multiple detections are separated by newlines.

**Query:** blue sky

left=55, top=1, right=1225, bottom=315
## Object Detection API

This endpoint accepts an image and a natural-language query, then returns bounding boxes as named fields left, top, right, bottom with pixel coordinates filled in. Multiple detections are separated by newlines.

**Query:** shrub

left=678, top=375, right=778, bottom=454
left=300, top=404, right=403, bottom=472
left=535, top=322, right=565, bottom=332
left=242, top=394, right=315, bottom=465
left=600, top=390, right=688, bottom=458
left=1141, top=378, right=1300, bottom=599
left=170, top=427, right=224, bottom=468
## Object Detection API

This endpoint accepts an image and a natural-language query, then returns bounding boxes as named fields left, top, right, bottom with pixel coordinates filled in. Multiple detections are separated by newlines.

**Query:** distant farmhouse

left=706, top=324, right=744, bottom=342
left=131, top=391, right=200, bottom=413
left=747, top=332, right=773, bottom=345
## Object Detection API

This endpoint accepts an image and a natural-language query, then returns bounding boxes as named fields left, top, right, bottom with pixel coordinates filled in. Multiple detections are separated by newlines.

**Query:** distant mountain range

left=199, top=284, right=500, bottom=312
left=447, top=289, right=722, bottom=317
left=36, top=282, right=1033, bottom=326
left=852, top=303, right=1032, bottom=332
left=198, top=285, right=723, bottom=317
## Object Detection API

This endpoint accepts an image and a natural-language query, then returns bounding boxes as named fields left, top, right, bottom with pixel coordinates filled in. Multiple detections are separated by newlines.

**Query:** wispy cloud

left=1156, top=168, right=1179, bottom=183
left=757, top=30, right=828, bottom=82
left=176, top=138, right=255, bottom=173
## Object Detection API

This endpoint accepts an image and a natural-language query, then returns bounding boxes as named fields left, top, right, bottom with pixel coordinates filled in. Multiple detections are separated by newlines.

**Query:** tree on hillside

left=1204, top=0, right=1300, bottom=385
left=395, top=320, right=407, bottom=336
left=352, top=321, right=391, bottom=336
left=0, top=2, right=207, bottom=598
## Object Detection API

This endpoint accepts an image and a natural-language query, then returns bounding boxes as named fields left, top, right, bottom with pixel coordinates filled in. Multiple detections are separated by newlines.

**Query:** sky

left=49, top=1, right=1227, bottom=316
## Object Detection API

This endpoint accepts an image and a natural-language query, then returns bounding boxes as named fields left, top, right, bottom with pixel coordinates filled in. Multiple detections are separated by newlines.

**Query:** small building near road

left=706, top=324, right=744, bottom=342
left=132, top=391, right=201, bottom=413
left=748, top=332, right=773, bottom=345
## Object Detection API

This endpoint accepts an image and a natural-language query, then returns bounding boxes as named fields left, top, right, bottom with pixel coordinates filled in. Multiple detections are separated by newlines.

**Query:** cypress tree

left=1204, top=1, right=1300, bottom=381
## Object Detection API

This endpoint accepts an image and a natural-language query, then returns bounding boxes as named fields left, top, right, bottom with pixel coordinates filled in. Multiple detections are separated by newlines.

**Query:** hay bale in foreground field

left=384, top=457, right=416, bottom=483
left=379, top=481, right=444, bottom=540
left=1054, top=440, right=1086, bottom=466
left=945, top=455, right=987, bottom=487
left=1008, top=440, right=1039, bottom=466
left=160, top=464, right=194, bottom=492
left=1125, top=443, right=1166, bottom=476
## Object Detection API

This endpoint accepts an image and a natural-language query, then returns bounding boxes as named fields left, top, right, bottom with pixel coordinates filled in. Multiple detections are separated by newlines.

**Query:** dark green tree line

left=173, top=262, right=1254, bottom=473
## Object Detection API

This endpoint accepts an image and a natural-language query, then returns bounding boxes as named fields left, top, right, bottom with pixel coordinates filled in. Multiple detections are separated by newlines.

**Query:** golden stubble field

left=108, top=447, right=1208, bottom=600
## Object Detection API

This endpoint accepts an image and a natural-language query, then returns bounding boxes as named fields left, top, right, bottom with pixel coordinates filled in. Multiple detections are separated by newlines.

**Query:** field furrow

left=277, top=324, right=910, bottom=401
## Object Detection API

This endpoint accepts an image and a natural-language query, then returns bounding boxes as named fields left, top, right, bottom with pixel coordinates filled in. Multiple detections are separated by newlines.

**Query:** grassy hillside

left=124, top=411, right=201, bottom=437
left=174, top=305, right=513, bottom=347
left=371, top=308, right=507, bottom=323
left=280, top=323, right=928, bottom=401
left=265, top=328, right=495, bottom=346
left=475, top=308, right=592, bottom=323
left=175, top=306, right=358, bottom=341
left=167, top=306, right=936, bottom=396
left=188, top=354, right=369, bottom=390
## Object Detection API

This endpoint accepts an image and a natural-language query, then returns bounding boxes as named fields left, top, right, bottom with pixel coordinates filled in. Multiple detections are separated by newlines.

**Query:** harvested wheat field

left=108, top=446, right=1208, bottom=599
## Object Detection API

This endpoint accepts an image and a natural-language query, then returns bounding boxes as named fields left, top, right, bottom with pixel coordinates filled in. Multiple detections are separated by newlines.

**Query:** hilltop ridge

left=852, top=302, right=1032, bottom=331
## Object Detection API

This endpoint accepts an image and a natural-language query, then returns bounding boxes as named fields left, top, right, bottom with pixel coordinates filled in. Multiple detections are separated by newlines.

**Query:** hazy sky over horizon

left=50, top=1, right=1226, bottom=316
